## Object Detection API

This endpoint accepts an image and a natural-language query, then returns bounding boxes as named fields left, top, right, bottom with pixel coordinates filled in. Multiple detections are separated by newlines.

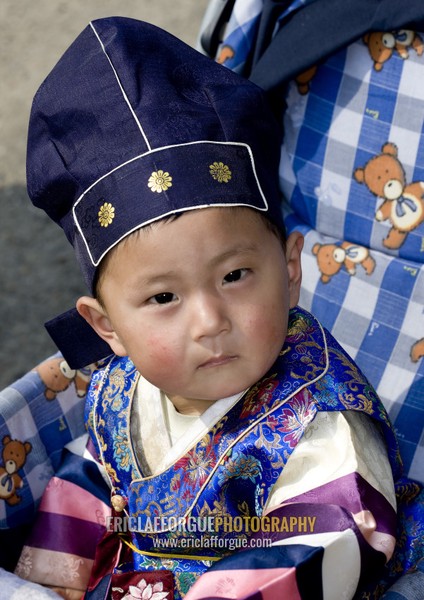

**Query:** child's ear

left=285, top=231, right=304, bottom=308
left=76, top=296, right=127, bottom=357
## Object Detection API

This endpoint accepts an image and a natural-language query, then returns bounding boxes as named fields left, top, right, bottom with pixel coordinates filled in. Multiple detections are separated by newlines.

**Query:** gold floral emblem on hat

left=98, top=202, right=115, bottom=227
left=209, top=161, right=232, bottom=183
left=148, top=170, right=173, bottom=193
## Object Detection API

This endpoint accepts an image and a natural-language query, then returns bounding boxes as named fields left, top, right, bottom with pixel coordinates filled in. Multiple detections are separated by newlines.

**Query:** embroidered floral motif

left=98, top=202, right=115, bottom=227
left=217, top=451, right=262, bottom=485
left=239, top=376, right=278, bottom=420
left=175, top=571, right=200, bottom=597
left=104, top=461, right=121, bottom=483
left=209, top=161, right=232, bottom=183
left=15, top=546, right=32, bottom=578
left=120, top=579, right=169, bottom=600
left=254, top=422, right=286, bottom=471
left=314, top=374, right=347, bottom=408
left=55, top=556, right=84, bottom=582
left=215, top=576, right=236, bottom=595
left=103, top=368, right=127, bottom=412
left=148, top=170, right=173, bottom=193
left=197, top=496, right=227, bottom=519
left=182, top=487, right=193, bottom=502
left=170, top=472, right=181, bottom=492
left=278, top=389, right=316, bottom=448
left=286, top=314, right=315, bottom=342
left=175, top=437, right=217, bottom=489
left=16, top=547, right=84, bottom=585
left=341, top=393, right=374, bottom=415
left=113, top=424, right=131, bottom=471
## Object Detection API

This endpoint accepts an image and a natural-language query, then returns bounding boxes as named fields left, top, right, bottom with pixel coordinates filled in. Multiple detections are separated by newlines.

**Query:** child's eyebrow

left=208, top=244, right=259, bottom=268
left=140, top=271, right=179, bottom=286
left=139, top=244, right=259, bottom=286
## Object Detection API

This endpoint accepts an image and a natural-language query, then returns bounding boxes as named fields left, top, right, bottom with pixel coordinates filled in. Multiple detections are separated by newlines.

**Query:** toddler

left=25, top=17, right=399, bottom=600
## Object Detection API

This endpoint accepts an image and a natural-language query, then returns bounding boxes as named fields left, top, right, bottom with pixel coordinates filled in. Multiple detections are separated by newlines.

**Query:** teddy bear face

left=2, top=437, right=32, bottom=472
left=0, top=437, right=32, bottom=505
left=312, top=243, right=344, bottom=282
left=60, top=360, right=77, bottom=380
left=364, top=32, right=395, bottom=69
left=355, top=153, right=405, bottom=199
left=35, top=356, right=96, bottom=400
left=38, top=358, right=72, bottom=393
left=354, top=142, right=424, bottom=248
left=396, top=30, right=415, bottom=47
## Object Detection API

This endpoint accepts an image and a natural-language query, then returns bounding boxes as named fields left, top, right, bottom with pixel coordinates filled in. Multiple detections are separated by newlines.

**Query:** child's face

left=79, top=208, right=303, bottom=414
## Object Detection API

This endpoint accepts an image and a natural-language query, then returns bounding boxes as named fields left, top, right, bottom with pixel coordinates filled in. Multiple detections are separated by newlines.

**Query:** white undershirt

left=160, top=391, right=243, bottom=445
left=161, top=393, right=198, bottom=444
left=131, top=375, right=245, bottom=475
left=131, top=376, right=395, bottom=514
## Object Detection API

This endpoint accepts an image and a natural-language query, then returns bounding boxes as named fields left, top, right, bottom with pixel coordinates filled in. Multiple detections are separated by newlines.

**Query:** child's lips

left=198, top=355, right=238, bottom=369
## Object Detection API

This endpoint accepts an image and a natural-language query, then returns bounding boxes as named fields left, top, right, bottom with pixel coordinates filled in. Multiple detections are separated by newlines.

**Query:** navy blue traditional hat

left=27, top=16, right=284, bottom=367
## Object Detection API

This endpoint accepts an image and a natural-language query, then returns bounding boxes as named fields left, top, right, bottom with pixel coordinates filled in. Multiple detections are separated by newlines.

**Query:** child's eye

left=148, top=292, right=176, bottom=305
left=223, top=268, right=249, bottom=284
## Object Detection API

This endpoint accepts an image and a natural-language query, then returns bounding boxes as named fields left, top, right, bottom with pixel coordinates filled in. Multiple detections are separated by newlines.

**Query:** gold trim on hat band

left=72, top=140, right=269, bottom=268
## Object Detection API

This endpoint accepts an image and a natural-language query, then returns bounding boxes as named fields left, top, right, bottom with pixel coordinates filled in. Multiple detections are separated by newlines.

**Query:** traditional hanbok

left=78, top=307, right=418, bottom=600
left=8, top=12, right=421, bottom=600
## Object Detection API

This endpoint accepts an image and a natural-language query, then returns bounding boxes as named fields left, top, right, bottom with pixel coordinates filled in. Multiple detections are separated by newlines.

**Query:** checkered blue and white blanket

left=212, top=0, right=424, bottom=484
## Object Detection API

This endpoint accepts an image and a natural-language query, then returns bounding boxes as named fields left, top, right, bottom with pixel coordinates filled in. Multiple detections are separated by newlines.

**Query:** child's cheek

left=144, top=334, right=180, bottom=374
left=246, top=308, right=283, bottom=341
left=244, top=308, right=288, bottom=359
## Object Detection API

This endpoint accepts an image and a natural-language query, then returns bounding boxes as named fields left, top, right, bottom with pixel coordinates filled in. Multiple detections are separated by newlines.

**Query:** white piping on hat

left=89, top=21, right=151, bottom=151
left=72, top=140, right=269, bottom=267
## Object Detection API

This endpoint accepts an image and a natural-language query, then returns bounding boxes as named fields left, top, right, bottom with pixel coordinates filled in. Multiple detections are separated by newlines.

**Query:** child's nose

left=190, top=293, right=230, bottom=341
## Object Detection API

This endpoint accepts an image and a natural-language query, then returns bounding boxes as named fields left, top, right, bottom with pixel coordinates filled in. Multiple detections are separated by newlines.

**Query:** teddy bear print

left=411, top=338, right=424, bottom=362
left=35, top=356, right=95, bottom=401
left=0, top=436, right=32, bottom=506
left=295, top=65, right=318, bottom=95
left=363, top=30, right=423, bottom=71
left=354, top=142, right=424, bottom=249
left=312, top=241, right=376, bottom=283
left=393, top=30, right=424, bottom=58
left=216, top=44, right=235, bottom=65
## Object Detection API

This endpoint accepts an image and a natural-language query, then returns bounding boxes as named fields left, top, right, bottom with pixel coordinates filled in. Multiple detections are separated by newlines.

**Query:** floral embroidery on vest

left=85, top=307, right=400, bottom=598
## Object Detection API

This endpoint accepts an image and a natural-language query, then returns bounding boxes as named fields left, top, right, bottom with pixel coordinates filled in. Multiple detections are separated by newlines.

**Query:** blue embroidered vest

left=85, top=307, right=401, bottom=598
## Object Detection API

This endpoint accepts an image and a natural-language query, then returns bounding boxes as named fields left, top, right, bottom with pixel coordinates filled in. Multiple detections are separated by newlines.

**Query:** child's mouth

left=198, top=355, right=237, bottom=369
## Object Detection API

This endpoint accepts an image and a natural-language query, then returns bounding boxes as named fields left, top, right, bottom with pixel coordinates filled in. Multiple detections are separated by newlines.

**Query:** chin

left=209, top=384, right=251, bottom=402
